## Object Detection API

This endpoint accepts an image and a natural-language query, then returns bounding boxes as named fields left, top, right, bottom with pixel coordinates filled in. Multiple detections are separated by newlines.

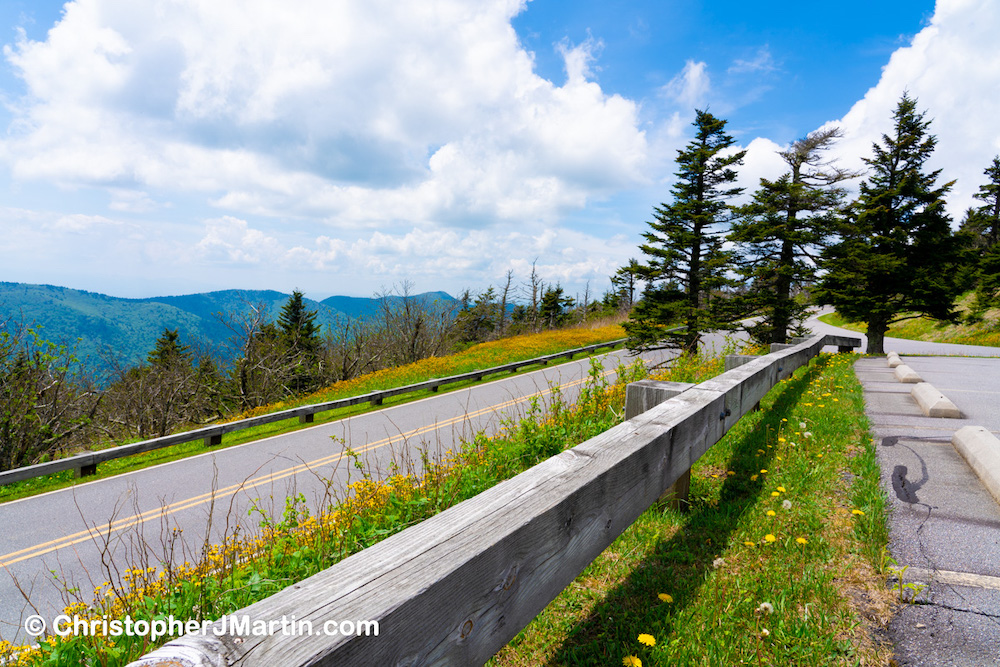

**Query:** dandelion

left=751, top=474, right=759, bottom=481
left=778, top=437, right=786, bottom=443
left=623, top=656, right=643, bottom=667
left=804, top=431, right=813, bottom=439
left=758, top=601, right=774, bottom=614
left=765, top=533, right=776, bottom=543
left=796, top=537, right=808, bottom=545
left=799, top=422, right=806, bottom=429
left=658, top=593, right=673, bottom=603
left=637, top=633, right=656, bottom=647
left=771, top=491, right=780, bottom=497
left=760, top=628, right=770, bottom=638
left=852, top=509, right=865, bottom=516
left=744, top=541, right=756, bottom=547
left=712, top=557, right=726, bottom=569
left=776, top=486, right=786, bottom=493
left=760, top=469, right=768, bottom=474
left=782, top=500, right=792, bottom=510
left=766, top=510, right=776, bottom=516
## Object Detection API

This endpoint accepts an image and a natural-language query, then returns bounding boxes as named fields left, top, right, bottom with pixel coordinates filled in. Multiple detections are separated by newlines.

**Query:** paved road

left=1, top=341, right=708, bottom=643
left=807, top=314, right=1000, bottom=665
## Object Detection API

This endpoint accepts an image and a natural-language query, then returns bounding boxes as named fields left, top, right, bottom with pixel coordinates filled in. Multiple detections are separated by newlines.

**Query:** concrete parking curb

left=911, top=382, right=962, bottom=418
left=893, top=363, right=923, bottom=383
left=887, top=351, right=902, bottom=368
left=952, top=425, right=1000, bottom=506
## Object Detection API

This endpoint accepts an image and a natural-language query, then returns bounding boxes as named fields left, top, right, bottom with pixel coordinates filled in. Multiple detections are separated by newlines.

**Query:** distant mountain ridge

left=0, top=282, right=456, bottom=377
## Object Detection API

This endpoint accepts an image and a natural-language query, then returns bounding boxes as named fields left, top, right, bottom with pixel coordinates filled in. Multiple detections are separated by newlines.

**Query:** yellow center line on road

left=1, top=368, right=610, bottom=569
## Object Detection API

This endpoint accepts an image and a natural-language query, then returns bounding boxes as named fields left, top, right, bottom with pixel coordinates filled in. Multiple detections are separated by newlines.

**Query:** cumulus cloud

left=1, top=0, right=648, bottom=229
left=825, top=0, right=1000, bottom=217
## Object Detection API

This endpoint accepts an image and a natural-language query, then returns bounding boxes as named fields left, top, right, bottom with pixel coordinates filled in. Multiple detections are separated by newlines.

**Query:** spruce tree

left=816, top=93, right=962, bottom=354
left=730, top=128, right=852, bottom=344
left=624, top=110, right=746, bottom=353
left=278, top=290, right=320, bottom=355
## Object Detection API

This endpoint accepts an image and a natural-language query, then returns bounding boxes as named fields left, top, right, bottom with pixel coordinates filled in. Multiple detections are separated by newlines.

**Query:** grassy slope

left=819, top=293, right=1000, bottom=348
left=492, top=353, right=893, bottom=666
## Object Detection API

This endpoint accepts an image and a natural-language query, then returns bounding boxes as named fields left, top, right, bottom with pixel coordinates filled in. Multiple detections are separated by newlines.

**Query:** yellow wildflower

left=852, top=509, right=865, bottom=515
left=765, top=534, right=776, bottom=543
left=796, top=537, right=808, bottom=545
left=623, top=656, right=642, bottom=667
left=766, top=510, right=776, bottom=516
left=658, top=593, right=673, bottom=603
left=637, top=633, right=656, bottom=647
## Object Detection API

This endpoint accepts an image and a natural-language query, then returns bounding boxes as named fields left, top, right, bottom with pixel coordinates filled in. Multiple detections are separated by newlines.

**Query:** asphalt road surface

left=1, top=339, right=715, bottom=643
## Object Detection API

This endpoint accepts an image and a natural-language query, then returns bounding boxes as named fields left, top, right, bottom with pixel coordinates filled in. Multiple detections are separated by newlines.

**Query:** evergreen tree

left=624, top=110, right=746, bottom=353
left=971, top=155, right=1000, bottom=248
left=147, top=328, right=191, bottom=368
left=278, top=290, right=320, bottom=355
left=730, top=128, right=852, bottom=344
left=539, top=285, right=573, bottom=329
left=816, top=93, right=962, bottom=354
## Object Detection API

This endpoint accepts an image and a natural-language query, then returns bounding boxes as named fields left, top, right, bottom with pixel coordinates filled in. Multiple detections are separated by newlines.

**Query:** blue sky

left=1, top=0, right=994, bottom=302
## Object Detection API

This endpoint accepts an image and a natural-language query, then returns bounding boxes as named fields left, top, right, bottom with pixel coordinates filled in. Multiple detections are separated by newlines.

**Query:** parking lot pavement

left=855, top=356, right=1000, bottom=666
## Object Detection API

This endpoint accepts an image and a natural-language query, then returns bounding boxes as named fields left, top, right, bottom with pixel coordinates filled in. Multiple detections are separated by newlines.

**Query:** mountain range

left=0, top=282, right=456, bottom=377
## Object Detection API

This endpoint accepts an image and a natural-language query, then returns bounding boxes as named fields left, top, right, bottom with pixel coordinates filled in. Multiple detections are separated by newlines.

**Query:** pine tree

left=971, top=155, right=1000, bottom=248
left=816, top=93, right=962, bottom=354
left=730, top=128, right=852, bottom=344
left=624, top=110, right=746, bottom=353
left=147, top=328, right=191, bottom=368
left=278, top=290, right=320, bottom=355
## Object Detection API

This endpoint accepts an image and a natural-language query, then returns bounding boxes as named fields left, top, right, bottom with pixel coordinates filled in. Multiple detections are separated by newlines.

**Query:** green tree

left=816, top=93, right=962, bottom=354
left=278, top=290, right=320, bottom=355
left=730, top=128, right=852, bottom=344
left=539, top=285, right=574, bottom=329
left=971, top=156, right=1000, bottom=248
left=147, top=328, right=191, bottom=367
left=624, top=110, right=746, bottom=353
left=0, top=327, right=99, bottom=470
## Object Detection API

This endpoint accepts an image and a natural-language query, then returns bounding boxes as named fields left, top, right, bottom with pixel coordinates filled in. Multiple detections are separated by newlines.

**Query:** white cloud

left=728, top=46, right=776, bottom=75
left=1, top=0, right=648, bottom=230
left=663, top=60, right=710, bottom=109
left=825, top=0, right=1000, bottom=217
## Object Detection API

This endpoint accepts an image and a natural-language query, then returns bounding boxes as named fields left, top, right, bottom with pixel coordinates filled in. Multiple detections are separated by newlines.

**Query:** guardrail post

left=625, top=380, right=696, bottom=510
left=74, top=452, right=97, bottom=478
left=724, top=354, right=760, bottom=372
left=299, top=414, right=314, bottom=424
left=204, top=434, right=222, bottom=447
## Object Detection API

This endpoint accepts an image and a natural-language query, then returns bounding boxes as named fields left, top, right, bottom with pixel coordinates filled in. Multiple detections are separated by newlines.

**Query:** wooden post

left=724, top=354, right=760, bottom=372
left=298, top=414, right=314, bottom=424
left=625, top=380, right=696, bottom=510
left=204, top=434, right=223, bottom=447
left=74, top=452, right=97, bottom=478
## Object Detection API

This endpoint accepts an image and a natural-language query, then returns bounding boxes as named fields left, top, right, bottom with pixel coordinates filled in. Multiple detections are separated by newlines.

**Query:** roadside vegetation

left=819, top=293, right=1000, bottom=348
left=492, top=352, right=893, bottom=667
left=0, top=346, right=893, bottom=667
left=0, top=343, right=694, bottom=664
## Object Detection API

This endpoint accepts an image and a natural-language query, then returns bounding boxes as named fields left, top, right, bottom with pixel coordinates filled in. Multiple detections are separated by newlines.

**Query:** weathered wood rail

left=0, top=338, right=627, bottom=487
left=126, top=333, right=858, bottom=667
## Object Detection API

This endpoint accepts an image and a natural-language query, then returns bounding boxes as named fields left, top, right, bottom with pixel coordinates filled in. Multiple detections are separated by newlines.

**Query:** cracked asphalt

left=808, top=315, right=1000, bottom=665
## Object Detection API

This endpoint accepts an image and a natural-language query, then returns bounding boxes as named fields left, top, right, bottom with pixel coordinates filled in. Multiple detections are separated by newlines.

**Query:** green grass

left=491, top=353, right=894, bottom=667
left=0, top=325, right=627, bottom=504
left=819, top=293, right=1000, bottom=348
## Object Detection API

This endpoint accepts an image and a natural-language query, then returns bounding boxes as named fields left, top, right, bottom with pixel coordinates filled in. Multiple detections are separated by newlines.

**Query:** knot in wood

left=460, top=619, right=474, bottom=638
left=502, top=569, right=517, bottom=590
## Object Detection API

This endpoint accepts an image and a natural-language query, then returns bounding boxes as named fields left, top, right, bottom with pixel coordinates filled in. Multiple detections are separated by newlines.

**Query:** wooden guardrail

left=126, top=333, right=859, bottom=667
left=0, top=339, right=627, bottom=487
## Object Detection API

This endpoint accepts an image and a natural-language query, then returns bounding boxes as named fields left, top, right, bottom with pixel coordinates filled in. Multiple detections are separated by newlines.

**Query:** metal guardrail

left=0, top=338, right=627, bottom=487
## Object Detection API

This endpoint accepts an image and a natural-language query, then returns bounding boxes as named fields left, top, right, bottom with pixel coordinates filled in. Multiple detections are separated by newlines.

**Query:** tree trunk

left=866, top=317, right=888, bottom=355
